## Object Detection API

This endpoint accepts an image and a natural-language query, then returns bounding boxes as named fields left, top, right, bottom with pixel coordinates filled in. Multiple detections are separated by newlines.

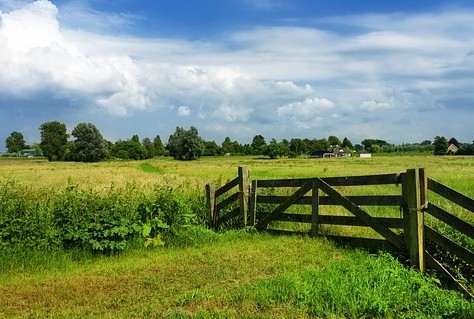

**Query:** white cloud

left=0, top=1, right=473, bottom=144
left=177, top=105, right=190, bottom=117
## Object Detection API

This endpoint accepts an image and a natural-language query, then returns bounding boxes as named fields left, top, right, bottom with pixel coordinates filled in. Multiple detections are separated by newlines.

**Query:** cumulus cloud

left=0, top=1, right=473, bottom=144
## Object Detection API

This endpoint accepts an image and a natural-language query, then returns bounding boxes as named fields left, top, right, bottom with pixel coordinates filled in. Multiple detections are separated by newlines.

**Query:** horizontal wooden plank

left=255, top=173, right=403, bottom=188
left=266, top=213, right=403, bottom=228
left=428, top=178, right=474, bottom=213
left=216, top=192, right=240, bottom=212
left=257, top=195, right=401, bottom=206
left=424, top=226, right=474, bottom=266
left=255, top=178, right=312, bottom=188
left=215, top=177, right=239, bottom=197
left=321, top=173, right=403, bottom=186
left=426, top=203, right=474, bottom=239
left=217, top=207, right=240, bottom=226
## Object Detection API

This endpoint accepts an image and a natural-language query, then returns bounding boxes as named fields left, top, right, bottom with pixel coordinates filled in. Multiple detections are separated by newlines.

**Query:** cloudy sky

left=0, top=0, right=473, bottom=149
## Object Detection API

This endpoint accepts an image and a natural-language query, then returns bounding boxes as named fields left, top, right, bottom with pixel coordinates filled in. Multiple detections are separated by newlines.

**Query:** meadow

left=0, top=155, right=473, bottom=318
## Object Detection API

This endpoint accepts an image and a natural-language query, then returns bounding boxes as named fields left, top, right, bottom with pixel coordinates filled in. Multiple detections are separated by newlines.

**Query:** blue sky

left=0, top=0, right=473, bottom=150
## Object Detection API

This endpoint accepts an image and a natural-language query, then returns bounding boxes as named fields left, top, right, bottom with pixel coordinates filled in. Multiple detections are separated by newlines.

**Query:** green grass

left=1, top=232, right=472, bottom=318
left=1, top=155, right=473, bottom=318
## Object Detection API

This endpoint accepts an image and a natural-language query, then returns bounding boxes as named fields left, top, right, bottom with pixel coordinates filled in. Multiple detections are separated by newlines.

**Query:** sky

left=0, top=0, right=473, bottom=150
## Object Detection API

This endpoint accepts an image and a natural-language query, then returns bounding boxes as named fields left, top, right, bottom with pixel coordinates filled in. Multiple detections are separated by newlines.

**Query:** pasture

left=0, top=155, right=473, bottom=318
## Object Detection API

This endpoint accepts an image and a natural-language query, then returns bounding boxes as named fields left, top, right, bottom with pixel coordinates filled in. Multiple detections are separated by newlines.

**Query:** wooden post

left=205, top=184, right=216, bottom=229
left=249, top=180, right=258, bottom=227
left=311, top=179, right=319, bottom=238
left=403, top=168, right=426, bottom=271
left=238, top=166, right=250, bottom=226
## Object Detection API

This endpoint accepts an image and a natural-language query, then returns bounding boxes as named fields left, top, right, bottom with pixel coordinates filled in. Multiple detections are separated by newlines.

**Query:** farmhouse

left=447, top=143, right=458, bottom=154
left=310, top=145, right=351, bottom=158
left=18, top=149, right=37, bottom=157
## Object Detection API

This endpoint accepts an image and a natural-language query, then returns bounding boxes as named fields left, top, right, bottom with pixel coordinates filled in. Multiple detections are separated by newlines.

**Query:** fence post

left=205, top=184, right=216, bottom=229
left=402, top=168, right=426, bottom=271
left=311, top=179, right=319, bottom=238
left=238, top=166, right=250, bottom=226
left=249, top=180, right=258, bottom=227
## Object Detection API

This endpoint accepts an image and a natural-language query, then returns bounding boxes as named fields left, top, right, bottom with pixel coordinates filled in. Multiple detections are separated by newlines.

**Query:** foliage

left=69, top=122, right=108, bottom=162
left=221, top=136, right=234, bottom=154
left=5, top=131, right=26, bottom=153
left=153, top=135, right=166, bottom=156
left=341, top=136, right=353, bottom=149
left=433, top=135, right=449, bottom=155
left=39, top=121, right=69, bottom=161
left=361, top=138, right=388, bottom=150
left=111, top=136, right=147, bottom=160
left=166, top=126, right=205, bottom=160
left=251, top=134, right=266, bottom=155
left=327, top=135, right=341, bottom=146
left=263, top=138, right=288, bottom=159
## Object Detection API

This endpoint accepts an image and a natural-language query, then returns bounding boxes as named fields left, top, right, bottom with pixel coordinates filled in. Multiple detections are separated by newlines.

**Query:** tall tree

left=70, top=122, right=108, bottom=162
left=251, top=135, right=266, bottom=155
left=39, top=121, right=68, bottom=161
left=153, top=135, right=165, bottom=156
left=289, top=138, right=306, bottom=156
left=142, top=137, right=156, bottom=158
left=221, top=136, right=234, bottom=154
left=5, top=131, right=26, bottom=153
left=341, top=137, right=353, bottom=149
left=166, top=126, right=204, bottom=160
left=328, top=135, right=341, bottom=146
left=433, top=136, right=448, bottom=156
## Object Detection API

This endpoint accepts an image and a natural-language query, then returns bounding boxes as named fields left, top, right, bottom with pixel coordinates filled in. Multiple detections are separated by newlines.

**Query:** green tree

left=289, top=138, right=306, bottom=156
left=39, top=121, right=68, bottom=161
left=341, top=137, right=353, bottom=149
left=70, top=122, right=108, bottom=162
left=328, top=135, right=341, bottom=146
left=263, top=139, right=287, bottom=159
left=153, top=135, right=165, bottom=156
left=5, top=131, right=26, bottom=153
left=166, top=126, right=204, bottom=160
left=222, top=136, right=234, bottom=154
left=203, top=140, right=219, bottom=156
left=142, top=137, right=155, bottom=158
left=433, top=136, right=448, bottom=156
left=251, top=135, right=266, bottom=155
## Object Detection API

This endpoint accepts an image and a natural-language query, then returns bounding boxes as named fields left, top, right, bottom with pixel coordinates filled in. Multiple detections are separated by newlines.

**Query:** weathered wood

left=238, top=166, right=250, bottom=226
left=256, top=181, right=312, bottom=231
left=311, top=180, right=319, bottom=238
left=255, top=173, right=402, bottom=188
left=216, top=192, right=240, bottom=212
left=205, top=184, right=216, bottom=228
left=322, top=173, right=403, bottom=186
left=268, top=214, right=404, bottom=228
left=424, top=226, right=474, bottom=266
left=428, top=178, right=474, bottom=213
left=215, top=176, right=239, bottom=198
left=217, top=207, right=240, bottom=226
left=402, top=168, right=426, bottom=271
left=257, top=195, right=401, bottom=206
left=426, top=203, right=474, bottom=239
left=256, top=178, right=312, bottom=188
left=316, top=178, right=405, bottom=251
left=248, top=180, right=258, bottom=227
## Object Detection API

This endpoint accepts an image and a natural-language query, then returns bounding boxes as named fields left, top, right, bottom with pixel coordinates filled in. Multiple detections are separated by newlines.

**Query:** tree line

left=3, top=121, right=473, bottom=162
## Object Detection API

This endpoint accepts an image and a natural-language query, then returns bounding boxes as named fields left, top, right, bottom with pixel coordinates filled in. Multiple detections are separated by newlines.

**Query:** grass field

left=0, top=155, right=473, bottom=318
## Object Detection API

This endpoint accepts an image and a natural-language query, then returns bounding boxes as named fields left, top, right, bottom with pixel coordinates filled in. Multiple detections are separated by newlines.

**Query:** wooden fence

left=206, top=167, right=473, bottom=297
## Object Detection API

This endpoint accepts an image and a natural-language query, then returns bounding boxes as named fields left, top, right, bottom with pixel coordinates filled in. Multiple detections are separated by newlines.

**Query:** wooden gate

left=206, top=167, right=473, bottom=297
